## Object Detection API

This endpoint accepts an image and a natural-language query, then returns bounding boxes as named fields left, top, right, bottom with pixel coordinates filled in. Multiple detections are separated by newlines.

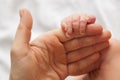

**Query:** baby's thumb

left=13, top=9, right=33, bottom=50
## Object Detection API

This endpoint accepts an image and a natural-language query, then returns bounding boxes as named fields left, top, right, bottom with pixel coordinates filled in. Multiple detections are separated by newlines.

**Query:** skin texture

left=10, top=9, right=111, bottom=80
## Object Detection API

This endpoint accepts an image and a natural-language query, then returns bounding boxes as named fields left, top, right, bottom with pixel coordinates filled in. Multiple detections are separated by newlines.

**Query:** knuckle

left=72, top=15, right=80, bottom=22
left=80, top=19, right=87, bottom=23
left=61, top=22, right=66, bottom=30
left=18, top=23, right=30, bottom=32
left=61, top=17, right=68, bottom=25
left=72, top=18, right=78, bottom=23
left=61, top=20, right=67, bottom=27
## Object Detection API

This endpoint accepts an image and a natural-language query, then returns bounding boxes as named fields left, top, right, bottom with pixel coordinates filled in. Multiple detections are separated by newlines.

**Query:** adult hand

left=10, top=9, right=111, bottom=80
left=75, top=39, right=120, bottom=80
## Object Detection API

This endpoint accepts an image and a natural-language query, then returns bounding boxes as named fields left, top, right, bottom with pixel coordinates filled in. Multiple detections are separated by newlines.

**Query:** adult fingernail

left=19, top=8, right=25, bottom=18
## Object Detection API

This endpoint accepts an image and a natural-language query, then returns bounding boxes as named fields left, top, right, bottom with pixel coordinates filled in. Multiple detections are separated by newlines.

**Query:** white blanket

left=0, top=0, right=120, bottom=80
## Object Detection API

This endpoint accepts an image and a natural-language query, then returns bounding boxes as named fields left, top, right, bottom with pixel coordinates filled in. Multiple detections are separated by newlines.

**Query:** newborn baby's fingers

left=61, top=16, right=73, bottom=37
left=79, top=14, right=96, bottom=34
left=61, top=14, right=85, bottom=37
left=87, top=15, right=96, bottom=24
left=71, top=14, right=80, bottom=35
left=61, top=14, right=96, bottom=38
left=79, top=14, right=87, bottom=34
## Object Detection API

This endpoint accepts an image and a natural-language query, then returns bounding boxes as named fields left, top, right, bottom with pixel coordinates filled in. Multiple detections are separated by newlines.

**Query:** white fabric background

left=0, top=0, right=120, bottom=80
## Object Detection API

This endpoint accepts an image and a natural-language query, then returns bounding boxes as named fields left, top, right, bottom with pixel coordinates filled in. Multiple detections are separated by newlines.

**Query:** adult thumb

left=13, top=9, right=33, bottom=51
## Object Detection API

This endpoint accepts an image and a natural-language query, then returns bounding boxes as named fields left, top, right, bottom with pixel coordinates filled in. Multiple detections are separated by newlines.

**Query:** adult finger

left=64, top=30, right=111, bottom=52
left=67, top=41, right=109, bottom=63
left=69, top=59, right=101, bottom=77
left=11, top=9, right=33, bottom=56
left=68, top=53, right=100, bottom=75
left=54, top=23, right=103, bottom=42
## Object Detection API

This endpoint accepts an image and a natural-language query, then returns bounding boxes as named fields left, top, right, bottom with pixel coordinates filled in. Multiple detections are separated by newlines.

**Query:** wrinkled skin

left=10, top=9, right=111, bottom=80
